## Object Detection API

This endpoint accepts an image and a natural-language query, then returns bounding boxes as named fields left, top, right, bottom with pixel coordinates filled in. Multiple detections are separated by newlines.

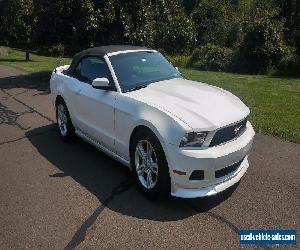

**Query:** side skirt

left=75, top=129, right=130, bottom=169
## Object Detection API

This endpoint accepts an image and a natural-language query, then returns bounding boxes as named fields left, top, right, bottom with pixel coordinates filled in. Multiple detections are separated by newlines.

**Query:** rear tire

left=56, top=99, right=75, bottom=142
left=130, top=128, right=171, bottom=199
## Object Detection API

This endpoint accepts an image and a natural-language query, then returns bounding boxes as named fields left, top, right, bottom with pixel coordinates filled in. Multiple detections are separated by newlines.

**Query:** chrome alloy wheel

left=135, top=140, right=159, bottom=189
left=57, top=104, right=68, bottom=137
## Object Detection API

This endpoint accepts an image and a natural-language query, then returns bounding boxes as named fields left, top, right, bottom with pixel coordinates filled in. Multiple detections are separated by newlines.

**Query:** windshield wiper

left=125, top=84, right=148, bottom=92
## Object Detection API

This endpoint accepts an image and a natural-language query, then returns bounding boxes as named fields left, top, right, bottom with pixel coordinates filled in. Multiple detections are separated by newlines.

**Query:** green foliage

left=116, top=0, right=196, bottom=54
left=293, top=17, right=300, bottom=56
left=0, top=0, right=299, bottom=74
left=188, top=44, right=233, bottom=71
left=154, top=0, right=196, bottom=54
left=276, top=46, right=300, bottom=76
left=47, top=44, right=65, bottom=57
left=191, top=0, right=242, bottom=48
left=235, top=2, right=287, bottom=73
left=118, top=0, right=156, bottom=47
left=0, top=0, right=34, bottom=49
left=166, top=55, right=191, bottom=68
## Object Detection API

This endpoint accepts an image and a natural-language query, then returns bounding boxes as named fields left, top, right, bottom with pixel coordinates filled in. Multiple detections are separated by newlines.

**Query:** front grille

left=210, top=118, right=247, bottom=147
left=215, top=158, right=244, bottom=178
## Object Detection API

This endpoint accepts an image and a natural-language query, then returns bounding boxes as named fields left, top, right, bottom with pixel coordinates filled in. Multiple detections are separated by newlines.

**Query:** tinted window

left=73, top=57, right=113, bottom=84
left=109, top=51, right=181, bottom=92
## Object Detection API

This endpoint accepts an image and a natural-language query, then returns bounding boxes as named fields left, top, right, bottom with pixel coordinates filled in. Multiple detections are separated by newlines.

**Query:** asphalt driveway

left=0, top=65, right=299, bottom=249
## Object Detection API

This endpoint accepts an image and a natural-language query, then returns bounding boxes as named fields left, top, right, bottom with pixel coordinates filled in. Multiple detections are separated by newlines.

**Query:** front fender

left=114, top=93, right=191, bottom=161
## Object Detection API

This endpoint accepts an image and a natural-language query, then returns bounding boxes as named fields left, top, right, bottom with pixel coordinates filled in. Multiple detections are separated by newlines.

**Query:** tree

left=33, top=0, right=67, bottom=47
left=191, top=0, right=243, bottom=48
left=293, top=0, right=300, bottom=56
left=154, top=0, right=196, bottom=54
left=236, top=1, right=286, bottom=72
left=117, top=0, right=156, bottom=47
left=1, top=0, right=34, bottom=60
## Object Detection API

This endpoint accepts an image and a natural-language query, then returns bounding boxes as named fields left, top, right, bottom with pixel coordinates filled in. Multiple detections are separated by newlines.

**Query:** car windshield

left=109, top=51, right=182, bottom=92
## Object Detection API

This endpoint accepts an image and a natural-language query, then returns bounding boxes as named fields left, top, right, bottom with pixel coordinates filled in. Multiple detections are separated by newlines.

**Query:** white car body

left=50, top=46, right=255, bottom=198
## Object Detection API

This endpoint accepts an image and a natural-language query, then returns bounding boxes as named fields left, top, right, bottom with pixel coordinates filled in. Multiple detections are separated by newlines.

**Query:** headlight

left=179, top=132, right=208, bottom=147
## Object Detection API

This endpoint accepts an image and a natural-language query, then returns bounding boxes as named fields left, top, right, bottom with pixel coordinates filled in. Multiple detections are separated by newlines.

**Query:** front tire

left=131, top=129, right=171, bottom=199
left=56, top=99, right=75, bottom=142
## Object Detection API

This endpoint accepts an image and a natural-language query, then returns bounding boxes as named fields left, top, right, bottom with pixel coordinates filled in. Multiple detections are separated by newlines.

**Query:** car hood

left=126, top=78, right=250, bottom=130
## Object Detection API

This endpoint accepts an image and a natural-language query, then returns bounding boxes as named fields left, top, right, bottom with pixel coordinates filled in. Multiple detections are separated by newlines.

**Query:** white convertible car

left=50, top=45, right=255, bottom=199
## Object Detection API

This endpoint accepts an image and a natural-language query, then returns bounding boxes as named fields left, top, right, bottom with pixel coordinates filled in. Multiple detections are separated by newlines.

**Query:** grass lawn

left=0, top=47, right=70, bottom=73
left=1, top=48, right=299, bottom=143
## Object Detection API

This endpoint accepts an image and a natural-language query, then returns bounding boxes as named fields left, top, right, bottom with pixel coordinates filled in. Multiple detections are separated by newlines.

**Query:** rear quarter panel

left=50, top=65, right=76, bottom=120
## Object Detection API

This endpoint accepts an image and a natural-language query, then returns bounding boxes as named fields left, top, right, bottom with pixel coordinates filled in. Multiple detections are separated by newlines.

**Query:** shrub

left=47, top=44, right=64, bottom=56
left=235, top=5, right=286, bottom=73
left=275, top=47, right=300, bottom=76
left=166, top=55, right=191, bottom=68
left=0, top=46, right=8, bottom=57
left=188, top=44, right=233, bottom=71
left=294, top=30, right=300, bottom=57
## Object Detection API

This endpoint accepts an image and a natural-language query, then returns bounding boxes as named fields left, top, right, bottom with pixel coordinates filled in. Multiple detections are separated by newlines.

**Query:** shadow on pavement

left=26, top=124, right=239, bottom=222
left=0, top=70, right=51, bottom=93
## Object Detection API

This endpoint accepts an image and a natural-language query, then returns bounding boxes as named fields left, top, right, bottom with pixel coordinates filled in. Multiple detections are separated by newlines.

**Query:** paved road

left=0, top=65, right=299, bottom=249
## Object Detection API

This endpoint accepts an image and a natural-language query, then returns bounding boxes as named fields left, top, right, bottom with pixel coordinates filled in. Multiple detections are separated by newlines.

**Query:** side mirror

left=92, top=78, right=112, bottom=90
left=175, top=66, right=181, bottom=75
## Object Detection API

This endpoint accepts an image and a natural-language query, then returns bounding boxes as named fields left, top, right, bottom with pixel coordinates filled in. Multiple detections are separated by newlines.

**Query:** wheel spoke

left=62, top=113, right=67, bottom=123
left=136, top=164, right=146, bottom=176
left=136, top=144, right=147, bottom=160
left=58, top=106, right=64, bottom=122
left=150, top=162, right=158, bottom=175
left=58, top=110, right=62, bottom=121
left=146, top=142, right=153, bottom=160
left=60, top=106, right=67, bottom=123
left=146, top=170, right=153, bottom=188
left=59, top=114, right=64, bottom=124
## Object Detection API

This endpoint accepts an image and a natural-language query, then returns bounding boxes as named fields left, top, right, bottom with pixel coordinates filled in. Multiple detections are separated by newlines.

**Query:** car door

left=71, top=56, right=117, bottom=150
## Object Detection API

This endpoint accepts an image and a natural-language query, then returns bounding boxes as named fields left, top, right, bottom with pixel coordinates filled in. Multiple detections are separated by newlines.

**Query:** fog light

left=190, top=170, right=204, bottom=180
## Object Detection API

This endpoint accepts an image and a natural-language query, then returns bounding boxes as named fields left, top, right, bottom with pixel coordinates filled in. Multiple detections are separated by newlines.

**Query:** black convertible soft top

left=66, top=45, right=150, bottom=75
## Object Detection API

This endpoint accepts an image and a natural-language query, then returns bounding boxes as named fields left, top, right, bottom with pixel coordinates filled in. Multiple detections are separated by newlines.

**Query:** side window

left=73, top=57, right=113, bottom=84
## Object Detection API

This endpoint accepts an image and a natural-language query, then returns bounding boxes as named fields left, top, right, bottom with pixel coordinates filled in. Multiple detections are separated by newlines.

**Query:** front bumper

left=166, top=122, right=255, bottom=198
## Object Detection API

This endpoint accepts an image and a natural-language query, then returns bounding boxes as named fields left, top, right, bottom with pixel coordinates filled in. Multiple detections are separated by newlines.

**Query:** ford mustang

left=50, top=45, right=255, bottom=199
